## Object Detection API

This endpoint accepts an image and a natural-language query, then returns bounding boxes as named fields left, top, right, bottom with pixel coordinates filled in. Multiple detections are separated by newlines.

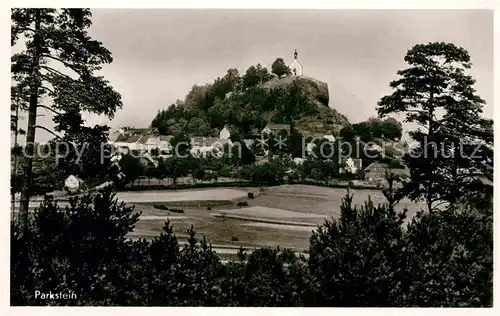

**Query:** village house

left=218, top=125, right=239, bottom=141
left=108, top=128, right=125, bottom=142
left=219, top=125, right=232, bottom=140
left=364, top=162, right=409, bottom=183
left=261, top=123, right=291, bottom=136
left=323, top=130, right=335, bottom=142
left=243, top=139, right=255, bottom=148
left=190, top=137, right=231, bottom=157
left=250, top=128, right=261, bottom=137
left=107, top=126, right=176, bottom=155
left=145, top=136, right=160, bottom=151
left=365, top=142, right=383, bottom=152
left=339, top=158, right=362, bottom=174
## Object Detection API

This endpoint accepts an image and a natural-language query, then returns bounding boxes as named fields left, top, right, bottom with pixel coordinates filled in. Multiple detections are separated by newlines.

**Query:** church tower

left=289, top=49, right=303, bottom=76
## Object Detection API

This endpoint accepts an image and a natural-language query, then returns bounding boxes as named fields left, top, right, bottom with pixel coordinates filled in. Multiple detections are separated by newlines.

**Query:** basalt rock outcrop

left=262, top=75, right=349, bottom=135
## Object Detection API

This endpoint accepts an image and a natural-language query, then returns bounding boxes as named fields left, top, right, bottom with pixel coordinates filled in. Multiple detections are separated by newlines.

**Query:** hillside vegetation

left=151, top=61, right=349, bottom=137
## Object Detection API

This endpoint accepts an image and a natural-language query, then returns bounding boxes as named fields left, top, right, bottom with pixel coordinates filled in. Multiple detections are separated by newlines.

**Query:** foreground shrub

left=11, top=190, right=140, bottom=305
left=308, top=194, right=406, bottom=306
left=10, top=189, right=492, bottom=307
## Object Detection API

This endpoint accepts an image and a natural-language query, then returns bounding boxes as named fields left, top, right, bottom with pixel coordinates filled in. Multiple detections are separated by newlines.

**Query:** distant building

left=306, top=142, right=316, bottom=154
left=250, top=128, right=260, bottom=136
left=364, top=162, right=409, bottom=183
left=243, top=139, right=255, bottom=148
left=323, top=131, right=335, bottom=142
left=108, top=128, right=124, bottom=142
left=293, top=157, right=306, bottom=165
left=145, top=136, right=160, bottom=151
left=190, top=137, right=231, bottom=157
left=64, top=175, right=81, bottom=194
left=219, top=125, right=232, bottom=140
left=261, top=123, right=291, bottom=136
left=340, top=158, right=362, bottom=174
left=365, top=142, right=383, bottom=152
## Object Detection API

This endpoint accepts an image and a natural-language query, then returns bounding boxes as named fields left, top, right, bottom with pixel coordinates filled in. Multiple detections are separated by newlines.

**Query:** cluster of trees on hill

left=151, top=60, right=318, bottom=137
left=11, top=189, right=492, bottom=306
left=339, top=117, right=403, bottom=142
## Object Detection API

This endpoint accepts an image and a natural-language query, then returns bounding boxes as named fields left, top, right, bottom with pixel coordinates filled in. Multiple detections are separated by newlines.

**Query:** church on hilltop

left=289, top=49, right=303, bottom=76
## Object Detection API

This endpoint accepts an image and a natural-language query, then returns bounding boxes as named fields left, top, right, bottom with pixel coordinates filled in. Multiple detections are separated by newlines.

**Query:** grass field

left=126, top=184, right=425, bottom=252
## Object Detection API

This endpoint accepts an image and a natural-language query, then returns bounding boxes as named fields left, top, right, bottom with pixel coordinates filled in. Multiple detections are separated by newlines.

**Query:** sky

left=22, top=9, right=493, bottom=142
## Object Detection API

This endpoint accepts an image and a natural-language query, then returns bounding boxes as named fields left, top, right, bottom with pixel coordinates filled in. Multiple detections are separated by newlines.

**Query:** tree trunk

left=19, top=10, right=42, bottom=231
left=11, top=93, right=20, bottom=216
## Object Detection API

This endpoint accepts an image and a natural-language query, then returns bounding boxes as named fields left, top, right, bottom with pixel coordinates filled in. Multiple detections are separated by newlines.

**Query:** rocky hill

left=151, top=64, right=349, bottom=137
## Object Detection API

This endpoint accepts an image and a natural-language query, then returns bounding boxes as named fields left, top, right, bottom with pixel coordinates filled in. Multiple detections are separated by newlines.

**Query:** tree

left=146, top=164, right=157, bottom=185
left=339, top=125, right=355, bottom=142
left=242, top=65, right=260, bottom=90
left=255, top=63, right=272, bottom=85
left=162, top=156, right=188, bottom=185
left=377, top=42, right=492, bottom=211
left=271, top=57, right=290, bottom=79
left=54, top=125, right=112, bottom=187
left=170, top=133, right=192, bottom=157
left=186, top=116, right=211, bottom=136
left=155, top=157, right=168, bottom=184
left=402, top=205, right=492, bottom=306
left=11, top=9, right=122, bottom=228
left=11, top=86, right=28, bottom=208
left=119, top=154, right=144, bottom=185
left=192, top=167, right=206, bottom=184
left=308, top=192, right=407, bottom=306
left=242, top=162, right=286, bottom=185
left=380, top=171, right=407, bottom=208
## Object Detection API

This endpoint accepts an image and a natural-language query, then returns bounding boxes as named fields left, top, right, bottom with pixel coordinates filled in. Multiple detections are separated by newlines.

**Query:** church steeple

left=290, top=48, right=303, bottom=76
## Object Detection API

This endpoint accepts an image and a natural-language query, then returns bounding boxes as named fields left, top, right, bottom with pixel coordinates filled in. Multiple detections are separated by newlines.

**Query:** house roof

left=267, top=124, right=291, bottom=131
left=146, top=136, right=160, bottom=144
left=159, top=135, right=173, bottom=142
left=191, top=137, right=226, bottom=147
left=137, top=135, right=150, bottom=144
left=364, top=162, right=389, bottom=171
left=221, top=125, right=238, bottom=135
left=251, top=128, right=260, bottom=135
left=243, top=139, right=255, bottom=147
left=115, top=134, right=130, bottom=142
left=126, top=134, right=142, bottom=143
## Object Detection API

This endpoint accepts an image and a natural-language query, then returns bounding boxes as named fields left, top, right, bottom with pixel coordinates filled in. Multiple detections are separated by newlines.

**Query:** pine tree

left=377, top=42, right=492, bottom=211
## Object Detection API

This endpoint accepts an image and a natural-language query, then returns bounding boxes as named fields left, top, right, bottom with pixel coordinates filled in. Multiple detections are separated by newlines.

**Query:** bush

left=247, top=192, right=255, bottom=199
left=11, top=189, right=141, bottom=305
left=231, top=236, right=239, bottom=241
left=169, top=208, right=185, bottom=214
left=236, top=201, right=248, bottom=207
left=153, top=204, right=169, bottom=211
